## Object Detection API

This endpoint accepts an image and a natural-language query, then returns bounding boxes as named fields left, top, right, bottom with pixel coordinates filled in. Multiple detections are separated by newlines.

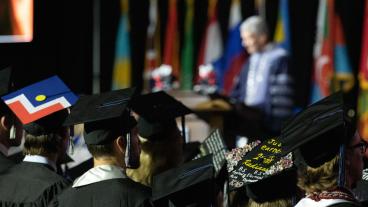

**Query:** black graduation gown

left=53, top=178, right=153, bottom=207
left=0, top=161, right=70, bottom=207
left=0, top=152, right=14, bottom=173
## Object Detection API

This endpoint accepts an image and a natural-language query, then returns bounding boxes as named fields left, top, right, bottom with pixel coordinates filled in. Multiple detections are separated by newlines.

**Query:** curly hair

left=297, top=155, right=339, bottom=194
left=127, top=125, right=183, bottom=186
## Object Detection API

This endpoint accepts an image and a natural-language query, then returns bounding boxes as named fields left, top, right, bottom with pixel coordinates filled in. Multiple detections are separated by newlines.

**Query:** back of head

left=240, top=16, right=269, bottom=36
left=23, top=109, right=69, bottom=155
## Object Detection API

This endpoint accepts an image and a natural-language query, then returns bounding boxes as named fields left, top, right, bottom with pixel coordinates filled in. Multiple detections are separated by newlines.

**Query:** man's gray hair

left=240, top=16, right=268, bottom=36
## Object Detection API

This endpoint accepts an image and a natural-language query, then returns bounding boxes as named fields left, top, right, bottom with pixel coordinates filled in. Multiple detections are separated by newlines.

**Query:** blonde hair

left=297, top=155, right=339, bottom=194
left=247, top=198, right=292, bottom=207
left=127, top=128, right=183, bottom=186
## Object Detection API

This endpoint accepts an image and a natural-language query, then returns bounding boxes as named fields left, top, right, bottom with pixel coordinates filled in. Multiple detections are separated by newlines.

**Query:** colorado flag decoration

left=2, top=76, right=78, bottom=124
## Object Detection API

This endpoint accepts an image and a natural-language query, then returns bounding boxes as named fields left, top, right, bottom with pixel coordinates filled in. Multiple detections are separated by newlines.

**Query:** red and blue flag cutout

left=1, top=76, right=78, bottom=124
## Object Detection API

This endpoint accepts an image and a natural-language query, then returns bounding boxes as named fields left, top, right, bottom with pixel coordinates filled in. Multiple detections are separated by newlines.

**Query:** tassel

left=338, top=145, right=345, bottom=187
left=9, top=125, right=16, bottom=139
left=124, top=132, right=131, bottom=168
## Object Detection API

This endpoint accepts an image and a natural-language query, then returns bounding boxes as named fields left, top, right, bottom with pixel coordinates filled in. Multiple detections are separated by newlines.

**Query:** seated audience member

left=53, top=88, right=153, bottom=207
left=0, top=68, right=23, bottom=172
left=0, top=76, right=77, bottom=206
left=272, top=92, right=363, bottom=207
left=127, top=91, right=191, bottom=186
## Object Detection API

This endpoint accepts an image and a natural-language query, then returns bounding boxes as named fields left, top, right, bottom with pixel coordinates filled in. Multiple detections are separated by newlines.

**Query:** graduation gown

left=0, top=161, right=70, bottom=207
left=52, top=165, right=153, bottom=207
left=0, top=152, right=14, bottom=173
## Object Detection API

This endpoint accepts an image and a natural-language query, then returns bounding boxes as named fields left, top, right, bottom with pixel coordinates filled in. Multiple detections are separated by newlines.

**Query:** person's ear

left=115, top=136, right=125, bottom=154
left=0, top=115, right=11, bottom=130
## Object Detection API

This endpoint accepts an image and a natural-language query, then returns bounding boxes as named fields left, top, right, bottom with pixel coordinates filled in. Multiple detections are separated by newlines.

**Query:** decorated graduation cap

left=131, top=91, right=192, bottom=141
left=1, top=75, right=78, bottom=136
left=152, top=155, right=215, bottom=207
left=193, top=129, right=228, bottom=176
left=226, top=140, right=295, bottom=201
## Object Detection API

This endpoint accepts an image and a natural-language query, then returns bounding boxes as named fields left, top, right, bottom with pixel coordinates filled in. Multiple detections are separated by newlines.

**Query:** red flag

left=163, top=0, right=180, bottom=78
left=358, top=1, right=368, bottom=140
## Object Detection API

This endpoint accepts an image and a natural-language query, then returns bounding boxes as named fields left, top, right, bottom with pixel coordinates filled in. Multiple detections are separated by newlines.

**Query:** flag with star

left=1, top=75, right=78, bottom=124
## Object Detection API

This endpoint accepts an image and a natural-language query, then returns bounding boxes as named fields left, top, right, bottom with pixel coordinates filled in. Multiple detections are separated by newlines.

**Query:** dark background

left=0, top=0, right=364, bottom=108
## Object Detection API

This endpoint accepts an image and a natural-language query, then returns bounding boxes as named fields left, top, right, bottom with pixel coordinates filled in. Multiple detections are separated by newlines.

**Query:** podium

left=167, top=90, right=231, bottom=142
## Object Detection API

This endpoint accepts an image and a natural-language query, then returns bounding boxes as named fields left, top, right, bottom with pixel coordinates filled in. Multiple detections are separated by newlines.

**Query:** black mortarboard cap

left=131, top=91, right=192, bottom=140
left=193, top=129, right=228, bottom=176
left=152, top=155, right=215, bottom=207
left=63, top=88, right=137, bottom=145
left=280, top=92, right=355, bottom=167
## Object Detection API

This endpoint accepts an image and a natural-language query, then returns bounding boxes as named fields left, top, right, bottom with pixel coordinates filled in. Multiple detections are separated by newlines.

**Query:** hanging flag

left=180, top=0, right=194, bottom=90
left=358, top=1, right=368, bottom=139
left=163, top=0, right=180, bottom=79
left=274, top=0, right=291, bottom=52
left=112, top=0, right=131, bottom=90
left=310, top=0, right=354, bottom=103
left=332, top=15, right=354, bottom=93
left=310, top=0, right=334, bottom=103
left=197, top=0, right=223, bottom=67
left=144, top=0, right=161, bottom=91
left=213, top=0, right=247, bottom=95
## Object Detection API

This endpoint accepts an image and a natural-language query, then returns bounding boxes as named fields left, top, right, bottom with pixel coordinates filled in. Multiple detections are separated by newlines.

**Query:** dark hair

left=24, top=132, right=65, bottom=155
left=87, top=142, right=115, bottom=158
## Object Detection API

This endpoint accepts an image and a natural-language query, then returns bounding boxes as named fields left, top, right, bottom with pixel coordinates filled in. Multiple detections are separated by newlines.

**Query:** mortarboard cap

left=1, top=76, right=78, bottom=136
left=2, top=75, right=78, bottom=124
left=226, top=140, right=294, bottom=192
left=63, top=88, right=136, bottom=145
left=228, top=92, right=355, bottom=182
left=131, top=91, right=192, bottom=140
left=152, top=155, right=215, bottom=207
left=280, top=92, right=355, bottom=167
left=193, top=129, right=228, bottom=176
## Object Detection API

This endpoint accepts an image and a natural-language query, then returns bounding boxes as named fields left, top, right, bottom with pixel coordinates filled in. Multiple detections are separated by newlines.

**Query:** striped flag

left=163, top=0, right=180, bottom=79
left=112, top=0, right=131, bottom=90
left=197, top=0, right=223, bottom=67
left=274, top=0, right=291, bottom=52
left=310, top=0, right=335, bottom=103
left=2, top=76, right=78, bottom=124
left=358, top=1, right=368, bottom=139
left=144, top=0, right=161, bottom=91
left=310, top=0, right=354, bottom=103
left=213, top=0, right=246, bottom=95
left=180, top=0, right=194, bottom=90
left=332, top=15, right=354, bottom=93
